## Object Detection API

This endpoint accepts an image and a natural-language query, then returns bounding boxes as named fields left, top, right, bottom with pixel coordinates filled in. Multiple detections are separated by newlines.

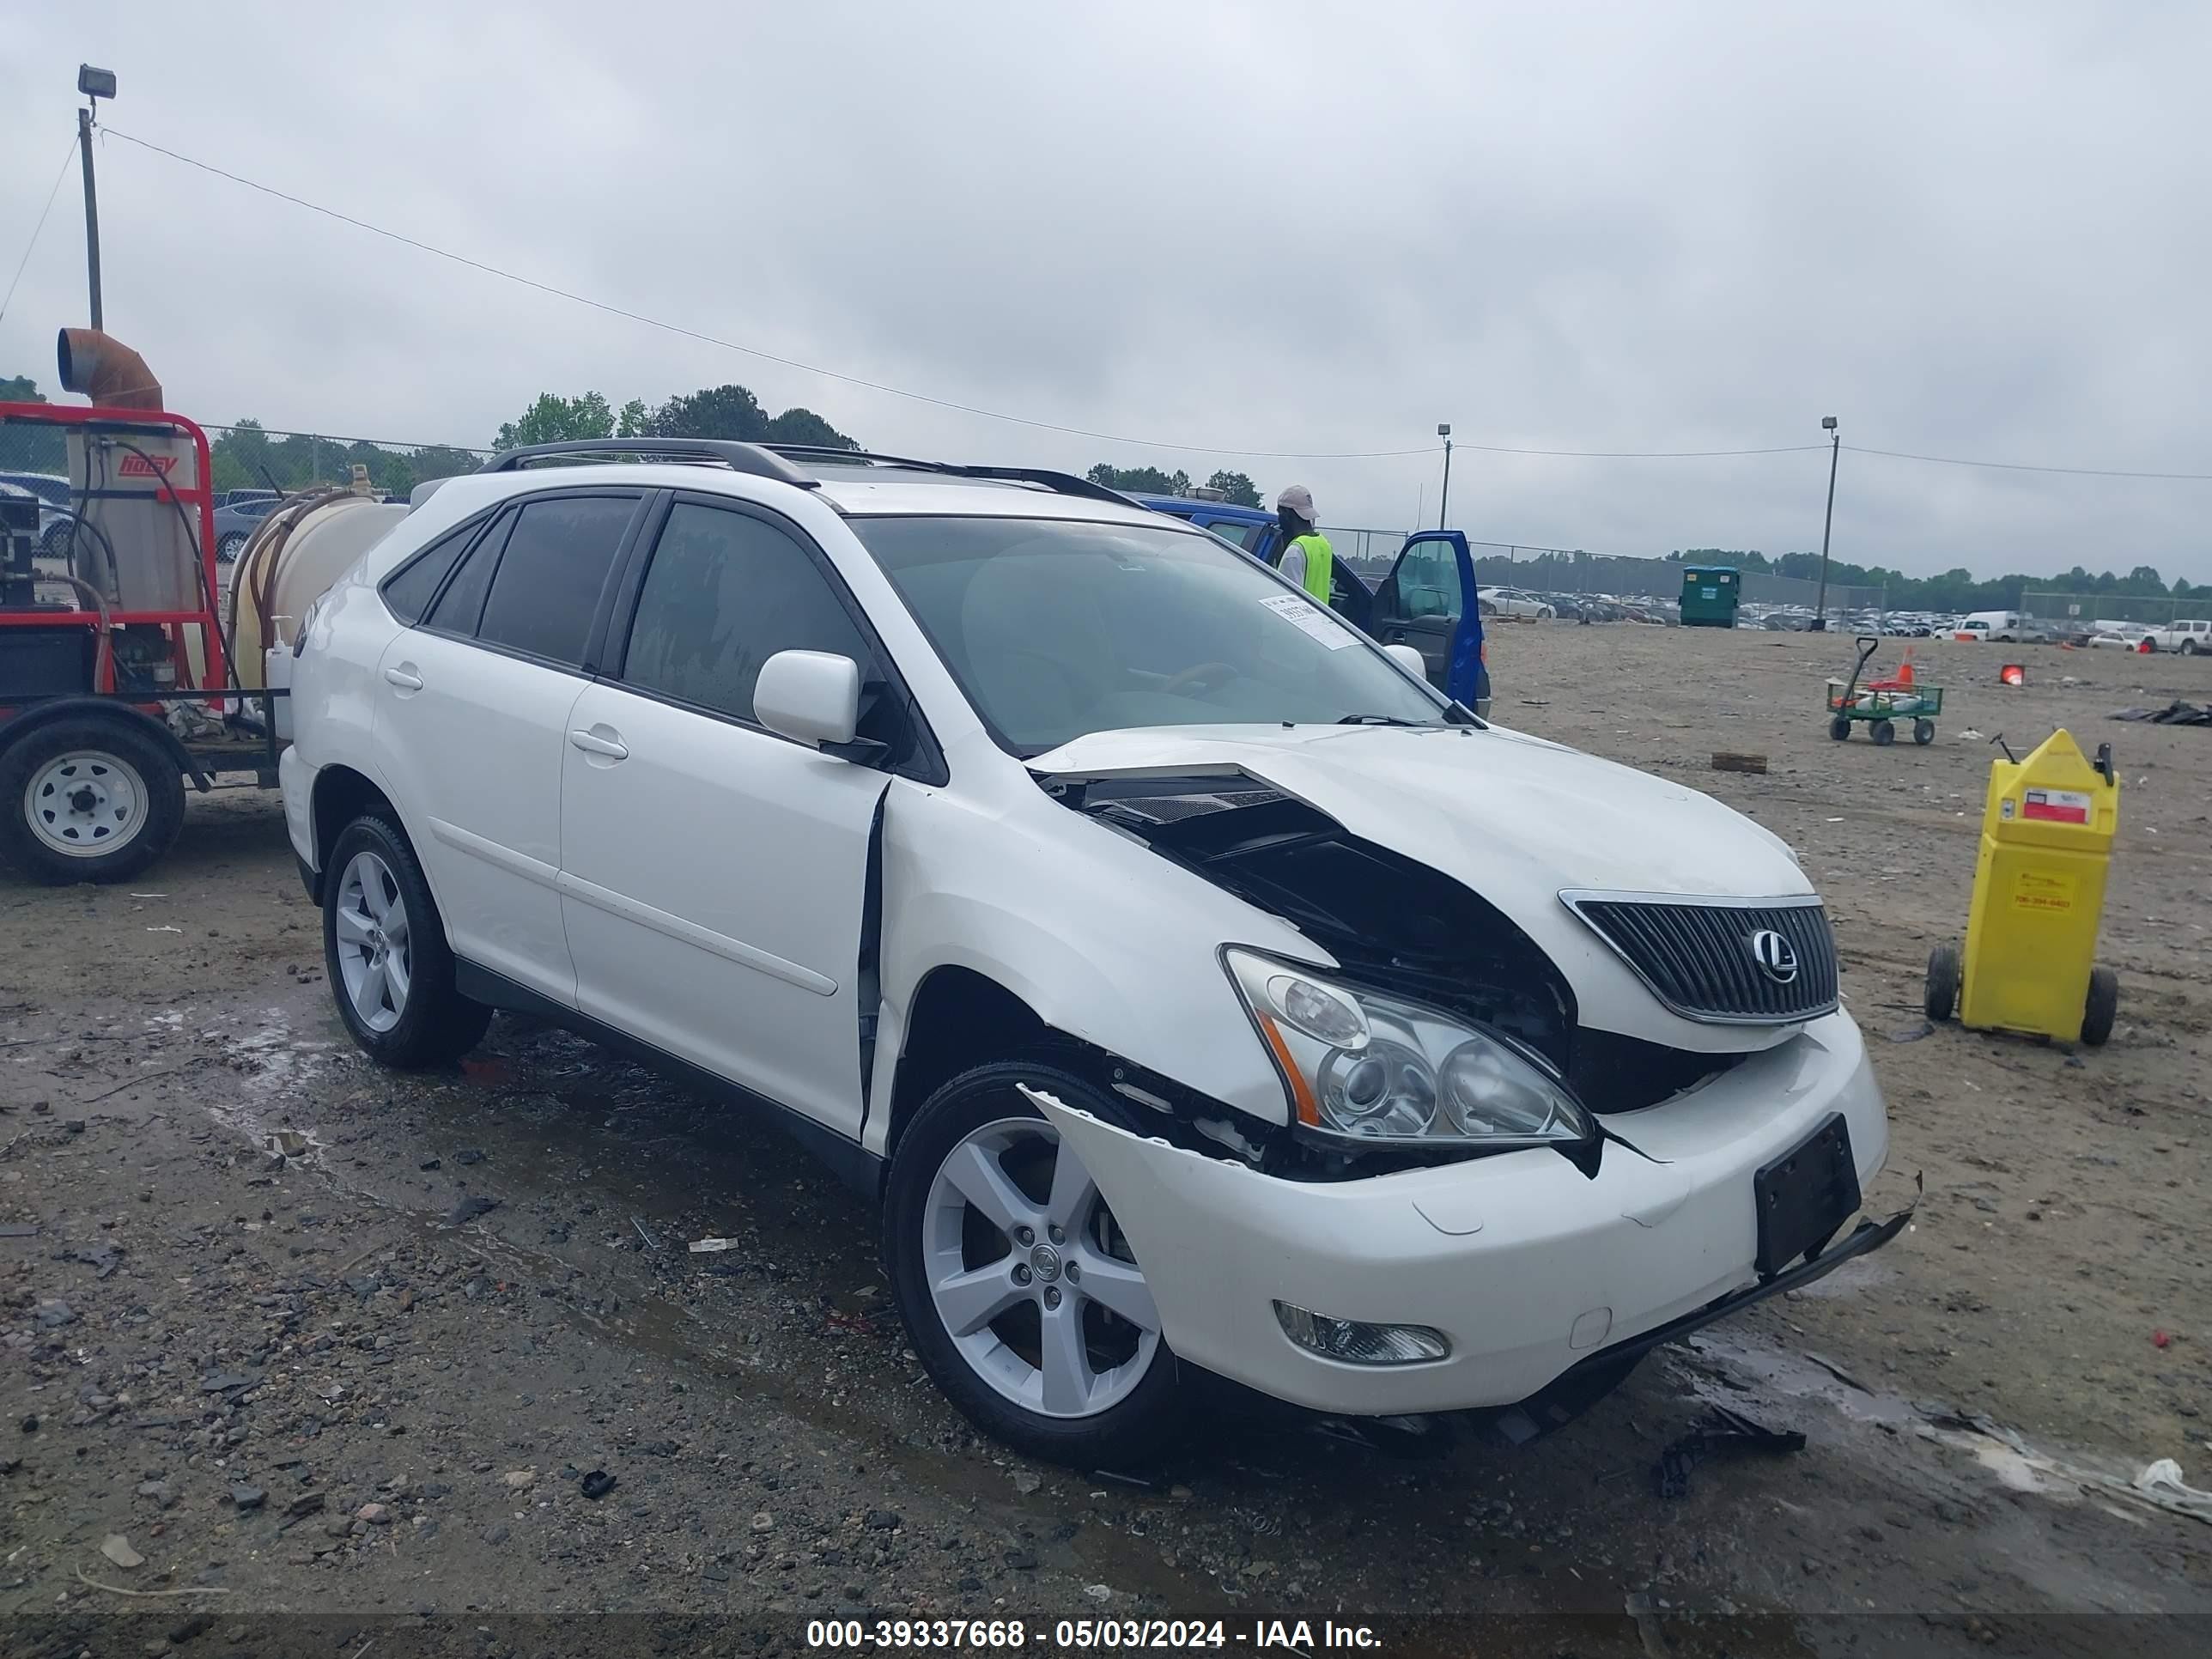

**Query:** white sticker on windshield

left=1259, top=593, right=1353, bottom=649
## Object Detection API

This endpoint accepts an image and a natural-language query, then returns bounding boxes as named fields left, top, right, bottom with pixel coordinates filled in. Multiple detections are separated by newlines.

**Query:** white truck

left=2142, top=618, right=2212, bottom=655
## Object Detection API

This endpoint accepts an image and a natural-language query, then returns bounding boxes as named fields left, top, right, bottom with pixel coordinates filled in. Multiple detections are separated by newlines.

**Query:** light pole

left=1813, top=414, right=1839, bottom=630
left=76, top=64, right=117, bottom=331
left=1436, top=423, right=1453, bottom=529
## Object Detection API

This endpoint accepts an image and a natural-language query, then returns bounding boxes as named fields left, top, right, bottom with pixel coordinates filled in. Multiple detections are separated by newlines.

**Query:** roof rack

left=477, top=438, right=818, bottom=487
left=759, top=446, right=1134, bottom=507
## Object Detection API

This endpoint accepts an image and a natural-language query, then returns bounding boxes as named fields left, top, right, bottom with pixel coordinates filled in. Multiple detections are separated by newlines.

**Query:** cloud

left=3, top=0, right=2207, bottom=578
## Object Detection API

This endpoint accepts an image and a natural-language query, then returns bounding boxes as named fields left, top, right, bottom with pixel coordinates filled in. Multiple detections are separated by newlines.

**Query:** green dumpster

left=1680, top=564, right=1740, bottom=629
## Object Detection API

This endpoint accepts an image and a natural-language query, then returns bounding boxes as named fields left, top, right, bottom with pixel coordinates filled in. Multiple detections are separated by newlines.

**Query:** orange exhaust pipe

left=56, top=328, right=163, bottom=410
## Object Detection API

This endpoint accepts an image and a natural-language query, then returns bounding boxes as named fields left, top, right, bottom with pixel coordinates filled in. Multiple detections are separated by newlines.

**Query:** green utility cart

left=1680, top=564, right=1741, bottom=628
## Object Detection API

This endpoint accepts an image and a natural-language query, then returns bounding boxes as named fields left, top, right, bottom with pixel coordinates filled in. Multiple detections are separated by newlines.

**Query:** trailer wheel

left=1828, top=715, right=1852, bottom=741
left=1912, top=718, right=1936, bottom=745
left=0, top=717, right=185, bottom=885
left=1924, top=942, right=1962, bottom=1023
left=2081, top=966, right=2118, bottom=1048
left=1871, top=719, right=1897, bottom=746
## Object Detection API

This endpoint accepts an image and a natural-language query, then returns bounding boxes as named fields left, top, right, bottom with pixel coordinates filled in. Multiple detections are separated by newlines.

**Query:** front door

left=557, top=496, right=897, bottom=1138
left=1372, top=530, right=1486, bottom=710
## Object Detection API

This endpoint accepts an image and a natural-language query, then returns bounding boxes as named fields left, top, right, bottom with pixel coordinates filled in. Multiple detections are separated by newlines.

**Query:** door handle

left=568, top=727, right=629, bottom=760
left=383, top=665, right=424, bottom=690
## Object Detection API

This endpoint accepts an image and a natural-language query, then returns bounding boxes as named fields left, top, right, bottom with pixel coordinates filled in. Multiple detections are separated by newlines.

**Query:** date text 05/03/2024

left=802, top=1619, right=1382, bottom=1650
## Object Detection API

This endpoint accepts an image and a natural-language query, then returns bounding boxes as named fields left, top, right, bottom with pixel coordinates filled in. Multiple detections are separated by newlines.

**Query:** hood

left=1029, top=722, right=1808, bottom=903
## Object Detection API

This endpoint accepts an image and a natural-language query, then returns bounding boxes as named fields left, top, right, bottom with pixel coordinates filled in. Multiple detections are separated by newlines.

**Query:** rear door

left=1370, top=529, right=1488, bottom=711
left=558, top=494, right=902, bottom=1138
left=372, top=489, right=647, bottom=1006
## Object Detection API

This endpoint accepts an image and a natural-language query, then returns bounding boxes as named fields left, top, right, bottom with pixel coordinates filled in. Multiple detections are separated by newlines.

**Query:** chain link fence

left=2023, top=590, right=2209, bottom=630
left=201, top=424, right=491, bottom=501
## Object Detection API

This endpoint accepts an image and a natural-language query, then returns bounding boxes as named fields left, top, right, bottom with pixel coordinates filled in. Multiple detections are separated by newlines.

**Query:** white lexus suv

left=280, top=440, right=1899, bottom=1464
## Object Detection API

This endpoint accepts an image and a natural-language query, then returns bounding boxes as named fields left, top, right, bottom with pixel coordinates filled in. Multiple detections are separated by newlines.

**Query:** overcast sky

left=4, top=2, right=2209, bottom=580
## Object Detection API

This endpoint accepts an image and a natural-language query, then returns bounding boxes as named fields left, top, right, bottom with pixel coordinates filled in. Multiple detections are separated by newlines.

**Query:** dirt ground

left=4, top=623, right=2210, bottom=1656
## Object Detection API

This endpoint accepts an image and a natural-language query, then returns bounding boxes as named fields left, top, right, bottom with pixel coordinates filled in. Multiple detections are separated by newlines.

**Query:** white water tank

left=223, top=493, right=407, bottom=689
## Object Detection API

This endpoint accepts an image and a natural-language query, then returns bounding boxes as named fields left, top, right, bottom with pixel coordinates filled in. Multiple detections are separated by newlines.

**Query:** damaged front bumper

left=1033, top=1011, right=1899, bottom=1418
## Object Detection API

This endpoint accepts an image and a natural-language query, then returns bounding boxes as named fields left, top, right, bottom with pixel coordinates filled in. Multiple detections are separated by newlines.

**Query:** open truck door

left=1371, top=529, right=1490, bottom=718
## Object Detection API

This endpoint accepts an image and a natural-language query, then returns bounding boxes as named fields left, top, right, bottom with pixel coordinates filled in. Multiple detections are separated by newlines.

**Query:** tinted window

left=475, top=495, right=636, bottom=665
left=623, top=502, right=874, bottom=723
left=382, top=520, right=479, bottom=624
left=1201, top=520, right=1258, bottom=551
left=423, top=509, right=509, bottom=635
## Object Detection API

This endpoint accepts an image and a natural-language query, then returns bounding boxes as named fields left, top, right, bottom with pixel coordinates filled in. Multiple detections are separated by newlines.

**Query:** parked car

left=1131, top=495, right=1491, bottom=716
left=2087, top=629, right=2153, bottom=651
left=214, top=494, right=286, bottom=561
left=2142, top=619, right=2212, bottom=655
left=0, top=469, right=76, bottom=558
left=1485, top=587, right=1556, bottom=620
left=281, top=438, right=1898, bottom=1464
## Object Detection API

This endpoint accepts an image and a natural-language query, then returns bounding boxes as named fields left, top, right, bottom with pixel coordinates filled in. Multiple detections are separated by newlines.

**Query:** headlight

left=1224, top=947, right=1592, bottom=1150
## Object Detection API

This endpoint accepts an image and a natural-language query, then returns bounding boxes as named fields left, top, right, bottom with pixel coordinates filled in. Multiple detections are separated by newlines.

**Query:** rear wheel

left=884, top=1060, right=1183, bottom=1467
left=2183, top=640, right=2199, bottom=657
left=1912, top=718, right=1936, bottom=745
left=321, top=814, right=491, bottom=1066
left=1925, top=942, right=1962, bottom=1023
left=2081, top=967, right=2119, bottom=1048
left=0, top=717, right=185, bottom=884
left=217, top=532, right=248, bottom=563
left=1871, top=720, right=1897, bottom=746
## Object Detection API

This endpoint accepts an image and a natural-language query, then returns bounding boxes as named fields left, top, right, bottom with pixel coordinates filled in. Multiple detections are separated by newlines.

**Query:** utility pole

left=1436, top=423, right=1453, bottom=529
left=76, top=65, right=118, bottom=330
left=1814, top=415, right=1839, bottom=631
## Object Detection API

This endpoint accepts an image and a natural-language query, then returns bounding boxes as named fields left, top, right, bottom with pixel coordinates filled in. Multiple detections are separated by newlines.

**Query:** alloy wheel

left=334, top=850, right=412, bottom=1033
left=923, top=1115, right=1160, bottom=1419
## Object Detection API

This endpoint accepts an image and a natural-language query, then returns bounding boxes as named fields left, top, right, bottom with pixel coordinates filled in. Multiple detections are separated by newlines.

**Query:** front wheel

left=884, top=1060, right=1183, bottom=1467
left=1913, top=718, right=1936, bottom=745
left=321, top=814, right=491, bottom=1066
left=0, top=717, right=185, bottom=884
left=1829, top=715, right=1852, bottom=741
left=217, top=532, right=248, bottom=563
left=1925, top=942, right=1962, bottom=1023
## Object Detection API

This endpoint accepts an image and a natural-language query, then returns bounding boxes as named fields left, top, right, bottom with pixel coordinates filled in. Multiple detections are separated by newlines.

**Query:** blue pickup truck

left=1133, top=495, right=1492, bottom=717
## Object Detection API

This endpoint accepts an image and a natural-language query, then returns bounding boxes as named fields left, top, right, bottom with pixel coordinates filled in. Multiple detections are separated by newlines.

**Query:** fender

left=0, top=696, right=210, bottom=791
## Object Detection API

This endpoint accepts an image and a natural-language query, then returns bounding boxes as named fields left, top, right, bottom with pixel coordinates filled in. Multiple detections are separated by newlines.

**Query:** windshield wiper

left=1335, top=714, right=1426, bottom=726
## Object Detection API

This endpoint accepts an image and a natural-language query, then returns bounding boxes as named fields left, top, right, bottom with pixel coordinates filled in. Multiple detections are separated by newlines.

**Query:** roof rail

left=758, top=446, right=1134, bottom=507
left=477, top=438, right=818, bottom=487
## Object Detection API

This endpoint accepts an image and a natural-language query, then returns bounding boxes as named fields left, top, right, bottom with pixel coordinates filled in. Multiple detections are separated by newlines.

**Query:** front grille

left=1562, top=894, right=1839, bottom=1024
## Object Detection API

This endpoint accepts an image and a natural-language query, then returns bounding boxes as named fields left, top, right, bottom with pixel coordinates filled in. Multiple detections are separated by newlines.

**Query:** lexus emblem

left=1749, top=928, right=1800, bottom=985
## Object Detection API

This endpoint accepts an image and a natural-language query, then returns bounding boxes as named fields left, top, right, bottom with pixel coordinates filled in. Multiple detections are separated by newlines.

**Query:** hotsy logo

left=118, top=453, right=177, bottom=477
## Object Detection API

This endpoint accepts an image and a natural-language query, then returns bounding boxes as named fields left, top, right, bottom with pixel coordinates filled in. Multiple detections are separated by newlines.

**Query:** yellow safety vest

left=1288, top=532, right=1334, bottom=605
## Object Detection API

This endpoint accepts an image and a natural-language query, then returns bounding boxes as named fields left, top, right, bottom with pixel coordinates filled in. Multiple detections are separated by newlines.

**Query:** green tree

left=1206, top=469, right=1261, bottom=507
left=495, top=392, right=615, bottom=451
left=763, top=406, right=859, bottom=449
left=617, top=398, right=650, bottom=439
left=1085, top=463, right=1191, bottom=495
left=650, top=384, right=767, bottom=441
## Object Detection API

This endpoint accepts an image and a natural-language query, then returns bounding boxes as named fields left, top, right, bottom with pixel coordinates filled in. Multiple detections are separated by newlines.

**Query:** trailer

left=0, top=331, right=287, bottom=884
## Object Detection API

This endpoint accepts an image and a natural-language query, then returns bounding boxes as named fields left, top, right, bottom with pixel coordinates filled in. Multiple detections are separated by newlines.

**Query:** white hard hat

left=1276, top=483, right=1315, bottom=519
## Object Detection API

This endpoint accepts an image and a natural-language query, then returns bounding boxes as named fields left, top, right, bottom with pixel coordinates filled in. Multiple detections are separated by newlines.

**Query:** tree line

left=1667, top=547, right=2204, bottom=608
left=1084, top=464, right=1262, bottom=507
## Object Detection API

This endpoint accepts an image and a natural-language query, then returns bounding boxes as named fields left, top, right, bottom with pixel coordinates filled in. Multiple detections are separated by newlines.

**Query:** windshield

left=852, top=515, right=1449, bottom=754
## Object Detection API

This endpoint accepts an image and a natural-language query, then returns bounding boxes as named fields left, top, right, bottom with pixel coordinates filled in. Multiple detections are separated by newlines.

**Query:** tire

left=320, top=813, right=491, bottom=1067
left=1913, top=718, right=1936, bottom=745
left=217, top=532, right=247, bottom=563
left=1871, top=720, right=1896, bottom=746
left=884, top=1060, right=1185, bottom=1468
left=1829, top=715, right=1852, bottom=741
left=1925, top=943, right=1962, bottom=1023
left=2183, top=640, right=2199, bottom=657
left=2081, top=966, right=2118, bottom=1048
left=0, top=716, right=185, bottom=885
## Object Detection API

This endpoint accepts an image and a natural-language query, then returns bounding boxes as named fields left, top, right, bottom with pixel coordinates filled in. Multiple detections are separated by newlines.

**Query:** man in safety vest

left=1274, top=484, right=1334, bottom=607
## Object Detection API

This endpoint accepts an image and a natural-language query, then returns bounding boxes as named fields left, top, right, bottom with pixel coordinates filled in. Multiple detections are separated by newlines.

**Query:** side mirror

left=1382, top=642, right=1427, bottom=679
left=754, top=650, right=860, bottom=749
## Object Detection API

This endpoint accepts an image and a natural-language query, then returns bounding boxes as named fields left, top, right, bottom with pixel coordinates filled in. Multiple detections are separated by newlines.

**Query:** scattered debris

left=454, top=1147, right=487, bottom=1165
left=2154, top=1329, right=2172, bottom=1349
left=501, top=1469, right=537, bottom=1492
left=1655, top=1404, right=1806, bottom=1499
left=2135, top=1459, right=2212, bottom=1523
left=228, top=1485, right=266, bottom=1511
left=1887, top=1020, right=1935, bottom=1043
left=71, top=1565, right=231, bottom=1599
left=145, top=925, right=182, bottom=934
left=2111, top=701, right=2212, bottom=726
left=687, top=1237, right=736, bottom=1254
left=1084, top=1584, right=1113, bottom=1602
left=1710, top=751, right=1769, bottom=775
left=100, top=1534, right=146, bottom=1570
left=580, top=1469, right=617, bottom=1500
left=1011, top=1470, right=1042, bottom=1495
left=266, top=1130, right=310, bottom=1158
left=445, top=1195, right=501, bottom=1225
left=0, top=1222, right=38, bottom=1238
left=632, top=1217, right=664, bottom=1251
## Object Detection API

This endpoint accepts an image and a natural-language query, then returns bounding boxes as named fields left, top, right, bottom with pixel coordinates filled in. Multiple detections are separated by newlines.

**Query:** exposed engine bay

left=1048, top=770, right=1745, bottom=1117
